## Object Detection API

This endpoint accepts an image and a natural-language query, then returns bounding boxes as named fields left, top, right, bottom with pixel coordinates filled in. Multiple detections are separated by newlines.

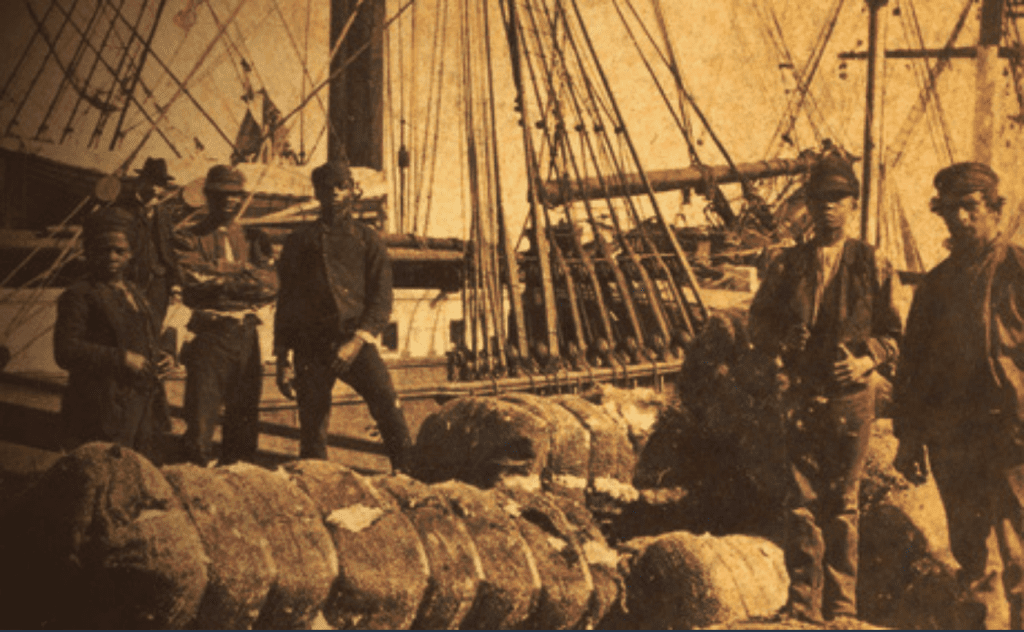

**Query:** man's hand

left=124, top=350, right=151, bottom=375
left=331, top=338, right=364, bottom=375
left=782, top=324, right=811, bottom=354
left=276, top=359, right=296, bottom=401
left=893, top=437, right=929, bottom=485
left=154, top=352, right=175, bottom=379
left=833, top=353, right=875, bottom=387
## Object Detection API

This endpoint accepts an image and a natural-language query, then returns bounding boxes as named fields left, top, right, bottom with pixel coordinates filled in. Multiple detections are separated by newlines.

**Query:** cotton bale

left=283, top=459, right=429, bottom=630
left=550, top=394, right=638, bottom=502
left=620, top=530, right=788, bottom=629
left=434, top=479, right=542, bottom=629
left=372, top=473, right=483, bottom=629
left=499, top=486, right=595, bottom=630
left=163, top=463, right=276, bottom=629
left=0, top=442, right=207, bottom=629
left=411, top=396, right=552, bottom=489
left=499, top=392, right=591, bottom=503
left=217, top=462, right=338, bottom=629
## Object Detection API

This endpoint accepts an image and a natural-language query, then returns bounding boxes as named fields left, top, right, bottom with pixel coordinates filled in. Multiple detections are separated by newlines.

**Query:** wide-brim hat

left=134, top=157, right=175, bottom=185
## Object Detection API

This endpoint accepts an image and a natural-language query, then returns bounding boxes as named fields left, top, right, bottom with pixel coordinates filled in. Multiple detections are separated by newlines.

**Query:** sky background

left=1, top=0, right=1022, bottom=269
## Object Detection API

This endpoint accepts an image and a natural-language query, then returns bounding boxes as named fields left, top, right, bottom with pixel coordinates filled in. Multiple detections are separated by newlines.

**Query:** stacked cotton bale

left=2, top=442, right=625, bottom=631
left=283, top=459, right=429, bottom=629
left=615, top=530, right=789, bottom=629
left=0, top=442, right=209, bottom=629
left=857, top=419, right=960, bottom=629
left=410, top=391, right=640, bottom=513
left=163, top=464, right=276, bottom=629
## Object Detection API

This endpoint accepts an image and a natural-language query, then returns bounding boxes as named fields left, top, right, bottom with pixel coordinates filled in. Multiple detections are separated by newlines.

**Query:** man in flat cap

left=273, top=161, right=412, bottom=471
left=749, top=152, right=902, bottom=623
left=54, top=206, right=172, bottom=462
left=894, top=162, right=1024, bottom=629
left=175, top=164, right=277, bottom=466
left=124, top=156, right=184, bottom=325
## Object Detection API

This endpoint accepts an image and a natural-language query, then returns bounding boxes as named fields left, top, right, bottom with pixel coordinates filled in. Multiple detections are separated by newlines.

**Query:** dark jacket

left=125, top=198, right=184, bottom=321
left=749, top=238, right=902, bottom=391
left=274, top=217, right=393, bottom=351
left=894, top=240, right=1024, bottom=454
left=53, top=278, right=163, bottom=456
left=176, top=217, right=277, bottom=312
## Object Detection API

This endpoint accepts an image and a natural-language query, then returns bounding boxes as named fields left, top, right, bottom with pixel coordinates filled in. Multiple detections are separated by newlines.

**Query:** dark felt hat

left=83, top=206, right=135, bottom=244
left=311, top=161, right=354, bottom=192
left=134, top=157, right=175, bottom=184
left=806, top=154, right=860, bottom=199
left=933, top=162, right=999, bottom=198
left=203, top=164, right=245, bottom=194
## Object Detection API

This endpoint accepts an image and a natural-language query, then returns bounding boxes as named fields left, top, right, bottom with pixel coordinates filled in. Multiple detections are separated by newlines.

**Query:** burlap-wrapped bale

left=500, top=393, right=591, bottom=503
left=545, top=493, right=623, bottom=628
left=620, top=530, right=788, bottom=629
left=550, top=394, right=638, bottom=503
left=284, top=460, right=430, bottom=629
left=0, top=442, right=208, bottom=629
left=434, top=480, right=542, bottom=629
left=373, top=474, right=483, bottom=629
left=583, top=384, right=668, bottom=458
left=857, top=420, right=959, bottom=629
left=412, top=396, right=551, bottom=489
left=499, top=486, right=595, bottom=630
left=163, top=463, right=276, bottom=629
left=218, top=462, right=338, bottom=629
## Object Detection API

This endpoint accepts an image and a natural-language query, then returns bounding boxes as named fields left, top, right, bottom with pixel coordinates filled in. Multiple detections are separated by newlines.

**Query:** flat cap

left=83, top=206, right=135, bottom=243
left=203, top=164, right=245, bottom=194
left=933, top=162, right=999, bottom=197
left=311, top=161, right=354, bottom=191
left=806, top=153, right=859, bottom=199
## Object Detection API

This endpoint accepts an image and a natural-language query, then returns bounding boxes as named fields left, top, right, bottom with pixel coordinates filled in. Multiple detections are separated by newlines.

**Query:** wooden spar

left=839, top=46, right=1020, bottom=60
left=329, top=0, right=384, bottom=169
left=109, top=0, right=169, bottom=151
left=861, top=0, right=888, bottom=245
left=538, top=156, right=815, bottom=206
left=975, top=0, right=1004, bottom=163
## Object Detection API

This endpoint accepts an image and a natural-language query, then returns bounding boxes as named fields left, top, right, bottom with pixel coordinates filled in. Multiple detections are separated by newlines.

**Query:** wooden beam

left=839, top=46, right=1019, bottom=60
left=861, top=0, right=888, bottom=245
left=538, top=156, right=815, bottom=206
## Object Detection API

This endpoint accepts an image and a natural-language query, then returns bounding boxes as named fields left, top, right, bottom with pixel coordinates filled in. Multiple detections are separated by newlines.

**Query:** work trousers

left=783, top=385, right=875, bottom=622
left=181, top=314, right=262, bottom=465
left=293, top=341, right=412, bottom=471
left=930, top=436, right=1024, bottom=629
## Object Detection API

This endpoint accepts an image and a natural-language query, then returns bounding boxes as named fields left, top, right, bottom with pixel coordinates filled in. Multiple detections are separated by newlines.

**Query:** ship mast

left=975, top=0, right=1005, bottom=163
left=329, top=0, right=385, bottom=169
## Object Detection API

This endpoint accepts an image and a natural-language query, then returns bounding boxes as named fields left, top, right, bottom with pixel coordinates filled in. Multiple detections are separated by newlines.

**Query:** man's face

left=933, top=190, right=1000, bottom=252
left=316, top=184, right=353, bottom=216
left=808, top=191, right=856, bottom=236
left=207, top=190, right=245, bottom=221
left=87, top=232, right=132, bottom=280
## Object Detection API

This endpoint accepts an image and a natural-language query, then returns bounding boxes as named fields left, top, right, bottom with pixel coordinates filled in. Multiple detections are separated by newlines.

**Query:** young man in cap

left=894, top=162, right=1024, bottom=629
left=54, top=206, right=173, bottom=462
left=124, top=156, right=184, bottom=325
left=175, top=164, right=277, bottom=466
left=273, top=161, right=412, bottom=471
left=748, top=152, right=902, bottom=623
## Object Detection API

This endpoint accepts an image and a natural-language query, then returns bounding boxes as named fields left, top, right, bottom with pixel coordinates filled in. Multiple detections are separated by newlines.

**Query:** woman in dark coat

left=53, top=206, right=172, bottom=461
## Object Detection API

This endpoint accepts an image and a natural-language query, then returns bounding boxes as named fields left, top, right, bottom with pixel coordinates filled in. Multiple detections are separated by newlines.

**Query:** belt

left=188, top=310, right=260, bottom=332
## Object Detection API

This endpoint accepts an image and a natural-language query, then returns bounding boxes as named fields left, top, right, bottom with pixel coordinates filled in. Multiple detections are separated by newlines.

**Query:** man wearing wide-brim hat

left=894, top=162, right=1024, bottom=629
left=748, top=152, right=903, bottom=624
left=124, top=156, right=183, bottom=325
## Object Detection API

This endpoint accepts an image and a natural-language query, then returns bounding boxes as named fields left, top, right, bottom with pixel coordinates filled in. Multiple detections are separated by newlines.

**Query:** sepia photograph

left=0, top=0, right=1021, bottom=628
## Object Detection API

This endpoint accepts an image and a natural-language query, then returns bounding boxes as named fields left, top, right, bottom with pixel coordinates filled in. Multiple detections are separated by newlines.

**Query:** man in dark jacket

left=274, top=161, right=412, bottom=471
left=54, top=206, right=172, bottom=462
left=176, top=164, right=277, bottom=466
left=894, top=162, right=1024, bottom=630
left=124, top=157, right=183, bottom=325
left=749, top=153, right=902, bottom=623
